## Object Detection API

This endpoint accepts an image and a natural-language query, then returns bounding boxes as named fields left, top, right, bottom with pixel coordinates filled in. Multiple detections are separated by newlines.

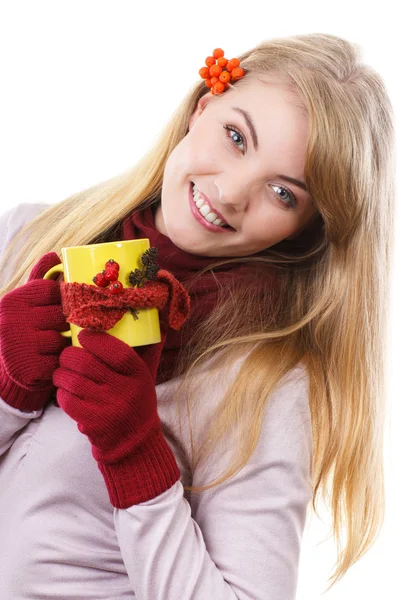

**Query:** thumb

left=28, top=252, right=62, bottom=281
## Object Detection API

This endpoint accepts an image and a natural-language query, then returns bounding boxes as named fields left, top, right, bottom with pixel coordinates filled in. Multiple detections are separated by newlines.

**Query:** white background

left=1, top=1, right=398, bottom=598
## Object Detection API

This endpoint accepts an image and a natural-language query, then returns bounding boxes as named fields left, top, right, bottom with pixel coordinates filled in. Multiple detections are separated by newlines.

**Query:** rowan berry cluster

left=198, top=48, right=245, bottom=95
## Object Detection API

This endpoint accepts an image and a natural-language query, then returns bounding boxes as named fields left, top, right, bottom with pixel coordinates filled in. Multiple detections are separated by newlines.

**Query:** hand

left=0, top=252, right=71, bottom=411
left=53, top=329, right=180, bottom=508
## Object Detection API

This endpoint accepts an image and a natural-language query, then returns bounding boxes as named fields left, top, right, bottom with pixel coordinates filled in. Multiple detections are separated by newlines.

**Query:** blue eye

left=269, top=184, right=297, bottom=209
left=224, top=124, right=246, bottom=153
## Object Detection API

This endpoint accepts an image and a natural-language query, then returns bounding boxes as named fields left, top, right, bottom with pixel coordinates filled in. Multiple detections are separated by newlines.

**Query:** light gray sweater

left=0, top=203, right=313, bottom=599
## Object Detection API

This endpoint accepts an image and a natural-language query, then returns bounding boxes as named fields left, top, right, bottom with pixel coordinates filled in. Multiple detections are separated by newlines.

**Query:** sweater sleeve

left=113, top=365, right=313, bottom=600
left=0, top=202, right=50, bottom=455
left=0, top=398, right=44, bottom=455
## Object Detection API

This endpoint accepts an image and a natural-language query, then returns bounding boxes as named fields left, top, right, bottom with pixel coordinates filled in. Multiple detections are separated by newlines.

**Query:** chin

left=161, top=215, right=193, bottom=250
left=168, top=230, right=217, bottom=257
left=169, top=233, right=206, bottom=255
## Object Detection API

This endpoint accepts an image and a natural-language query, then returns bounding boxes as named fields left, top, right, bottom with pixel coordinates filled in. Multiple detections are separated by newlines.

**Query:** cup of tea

left=43, top=239, right=161, bottom=348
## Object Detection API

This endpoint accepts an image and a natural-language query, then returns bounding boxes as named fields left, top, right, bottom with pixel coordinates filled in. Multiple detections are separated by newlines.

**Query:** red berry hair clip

left=198, top=48, right=245, bottom=95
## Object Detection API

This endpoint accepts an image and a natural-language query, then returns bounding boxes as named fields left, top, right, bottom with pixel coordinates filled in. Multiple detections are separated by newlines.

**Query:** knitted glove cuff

left=0, top=361, right=53, bottom=412
left=96, top=428, right=181, bottom=508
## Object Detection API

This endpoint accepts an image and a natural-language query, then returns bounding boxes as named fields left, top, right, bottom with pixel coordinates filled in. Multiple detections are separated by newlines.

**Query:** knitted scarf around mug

left=122, top=203, right=281, bottom=385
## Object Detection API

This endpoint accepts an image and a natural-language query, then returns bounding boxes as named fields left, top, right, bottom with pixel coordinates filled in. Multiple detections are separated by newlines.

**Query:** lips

left=191, top=183, right=236, bottom=230
left=188, top=183, right=235, bottom=233
left=194, top=187, right=230, bottom=227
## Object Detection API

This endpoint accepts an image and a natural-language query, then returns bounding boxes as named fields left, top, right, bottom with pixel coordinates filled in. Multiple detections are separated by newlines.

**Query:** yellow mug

left=43, top=239, right=161, bottom=348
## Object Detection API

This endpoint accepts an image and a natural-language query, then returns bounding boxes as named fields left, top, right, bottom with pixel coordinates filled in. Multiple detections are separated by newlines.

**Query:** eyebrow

left=231, top=105, right=309, bottom=194
left=276, top=174, right=308, bottom=193
left=232, top=106, right=259, bottom=151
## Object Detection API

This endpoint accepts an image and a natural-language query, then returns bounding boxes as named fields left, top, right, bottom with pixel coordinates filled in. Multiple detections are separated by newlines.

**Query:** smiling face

left=154, top=73, right=320, bottom=257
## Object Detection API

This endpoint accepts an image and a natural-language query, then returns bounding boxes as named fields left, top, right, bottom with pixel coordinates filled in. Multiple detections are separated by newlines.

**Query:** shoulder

left=200, top=349, right=309, bottom=415
left=0, top=202, right=51, bottom=287
left=267, top=362, right=310, bottom=423
left=0, top=202, right=51, bottom=257
left=262, top=362, right=311, bottom=458
left=159, top=349, right=309, bottom=416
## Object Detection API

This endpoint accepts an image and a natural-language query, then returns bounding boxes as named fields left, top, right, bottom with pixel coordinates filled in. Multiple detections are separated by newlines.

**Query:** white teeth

left=192, top=183, right=230, bottom=228
left=199, top=204, right=210, bottom=217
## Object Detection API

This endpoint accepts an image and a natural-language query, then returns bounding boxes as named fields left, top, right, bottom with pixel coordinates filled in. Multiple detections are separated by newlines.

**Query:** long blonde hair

left=0, top=33, right=395, bottom=592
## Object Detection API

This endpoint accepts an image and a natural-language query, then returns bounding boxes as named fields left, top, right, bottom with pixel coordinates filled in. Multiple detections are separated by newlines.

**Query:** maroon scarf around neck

left=122, top=203, right=279, bottom=384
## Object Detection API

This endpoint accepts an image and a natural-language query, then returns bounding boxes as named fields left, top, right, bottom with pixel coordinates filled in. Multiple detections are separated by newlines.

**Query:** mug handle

left=43, top=264, right=72, bottom=339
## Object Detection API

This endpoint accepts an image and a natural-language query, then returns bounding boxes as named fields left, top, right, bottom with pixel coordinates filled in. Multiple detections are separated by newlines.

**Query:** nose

left=214, top=178, right=252, bottom=212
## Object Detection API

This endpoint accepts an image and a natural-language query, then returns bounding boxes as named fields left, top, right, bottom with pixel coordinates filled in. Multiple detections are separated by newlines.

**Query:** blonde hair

left=0, top=33, right=395, bottom=593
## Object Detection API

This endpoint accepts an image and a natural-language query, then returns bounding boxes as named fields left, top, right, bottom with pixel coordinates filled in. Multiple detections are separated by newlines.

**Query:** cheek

left=162, top=144, right=186, bottom=185
left=164, top=127, right=220, bottom=183
left=244, top=210, right=298, bottom=250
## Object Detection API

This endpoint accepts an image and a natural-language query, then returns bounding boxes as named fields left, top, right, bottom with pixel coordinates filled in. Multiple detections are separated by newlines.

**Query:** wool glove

left=52, top=328, right=181, bottom=509
left=0, top=252, right=71, bottom=411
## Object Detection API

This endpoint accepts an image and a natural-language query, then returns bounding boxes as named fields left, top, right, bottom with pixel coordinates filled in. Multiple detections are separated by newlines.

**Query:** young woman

left=0, top=33, right=395, bottom=599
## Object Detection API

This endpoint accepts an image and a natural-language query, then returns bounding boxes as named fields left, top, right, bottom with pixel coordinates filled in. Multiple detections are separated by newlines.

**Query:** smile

left=188, top=183, right=235, bottom=233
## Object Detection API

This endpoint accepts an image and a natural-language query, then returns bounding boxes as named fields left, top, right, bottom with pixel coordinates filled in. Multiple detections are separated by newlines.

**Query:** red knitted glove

left=0, top=252, right=71, bottom=411
left=52, top=329, right=181, bottom=508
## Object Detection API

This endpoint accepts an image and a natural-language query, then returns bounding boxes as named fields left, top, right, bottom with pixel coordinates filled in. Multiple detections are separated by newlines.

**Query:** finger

left=24, top=279, right=63, bottom=307
left=55, top=386, right=89, bottom=425
left=25, top=352, right=62, bottom=384
left=1, top=280, right=62, bottom=316
left=37, top=329, right=72, bottom=355
left=58, top=344, right=111, bottom=384
left=53, top=365, right=102, bottom=399
left=77, top=329, right=143, bottom=375
left=33, top=304, right=70, bottom=331
left=28, top=252, right=62, bottom=281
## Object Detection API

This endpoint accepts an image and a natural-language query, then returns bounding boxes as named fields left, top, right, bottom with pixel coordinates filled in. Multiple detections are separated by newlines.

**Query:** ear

left=188, top=92, right=212, bottom=131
